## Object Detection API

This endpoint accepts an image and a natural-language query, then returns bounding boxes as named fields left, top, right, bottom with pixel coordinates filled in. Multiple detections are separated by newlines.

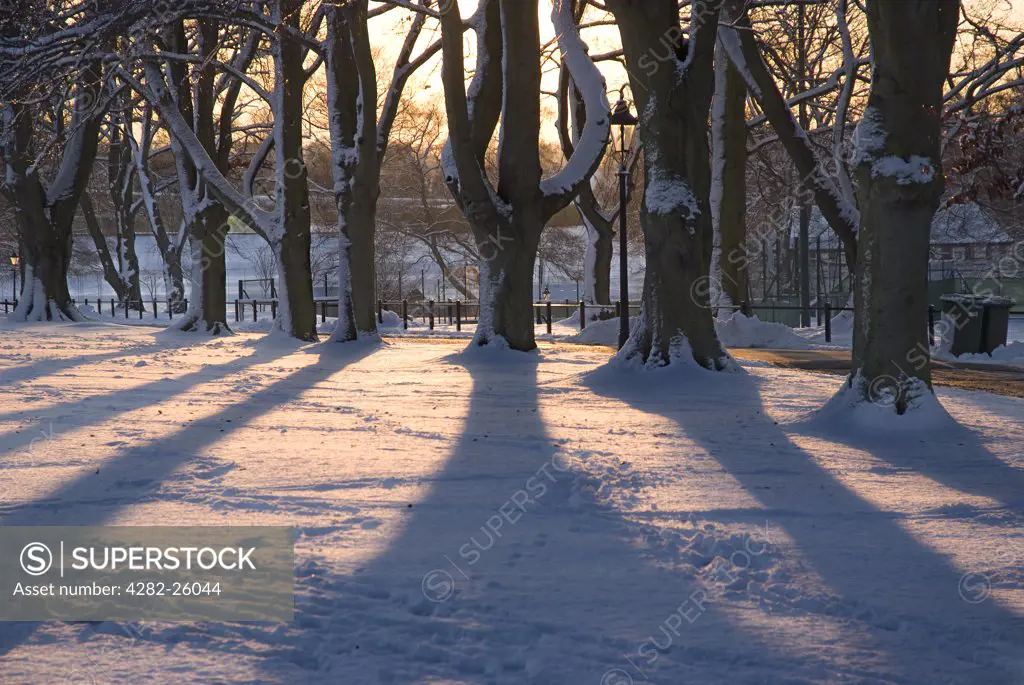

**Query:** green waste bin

left=939, top=294, right=1016, bottom=356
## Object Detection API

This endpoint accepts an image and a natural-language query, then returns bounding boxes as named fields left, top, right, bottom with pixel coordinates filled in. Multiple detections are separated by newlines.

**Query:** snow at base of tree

left=810, top=373, right=957, bottom=433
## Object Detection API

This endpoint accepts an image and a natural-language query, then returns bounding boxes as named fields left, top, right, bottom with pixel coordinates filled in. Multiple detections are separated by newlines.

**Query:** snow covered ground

left=0, top=322, right=1022, bottom=684
left=18, top=304, right=1024, bottom=367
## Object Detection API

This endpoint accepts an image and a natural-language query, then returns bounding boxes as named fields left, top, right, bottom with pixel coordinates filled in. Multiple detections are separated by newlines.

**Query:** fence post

left=402, top=299, right=408, bottom=330
left=824, top=302, right=832, bottom=343
left=271, top=299, right=277, bottom=320
left=928, top=304, right=936, bottom=347
left=235, top=300, right=240, bottom=322
left=97, top=298, right=101, bottom=315
left=111, top=299, right=115, bottom=316
left=377, top=299, right=383, bottom=324
left=546, top=301, right=552, bottom=334
left=579, top=300, right=586, bottom=330
left=429, top=300, right=435, bottom=330
left=153, top=299, right=157, bottom=319
left=615, top=300, right=620, bottom=319
left=253, top=300, right=257, bottom=321
left=85, top=298, right=89, bottom=311
left=321, top=300, right=327, bottom=323
left=456, top=300, right=462, bottom=332
left=139, top=302, right=143, bottom=320
left=740, top=300, right=751, bottom=317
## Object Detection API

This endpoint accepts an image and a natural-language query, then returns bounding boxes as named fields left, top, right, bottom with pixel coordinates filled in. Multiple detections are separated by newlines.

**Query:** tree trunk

left=120, top=219, right=144, bottom=311
left=441, top=0, right=607, bottom=351
left=108, top=128, right=144, bottom=311
left=5, top=72, right=101, bottom=321
left=163, top=246, right=187, bottom=314
left=271, top=0, right=316, bottom=342
left=198, top=209, right=229, bottom=331
left=849, top=0, right=958, bottom=413
left=275, top=229, right=316, bottom=341
left=81, top=193, right=128, bottom=303
left=474, top=217, right=541, bottom=350
left=176, top=205, right=230, bottom=334
left=715, top=51, right=749, bottom=310
left=348, top=198, right=378, bottom=332
left=583, top=216, right=613, bottom=305
left=325, top=0, right=380, bottom=341
left=608, top=0, right=729, bottom=369
left=15, top=214, right=77, bottom=322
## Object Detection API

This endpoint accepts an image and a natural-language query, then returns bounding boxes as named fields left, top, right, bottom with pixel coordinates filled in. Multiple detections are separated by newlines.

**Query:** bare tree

left=555, top=1, right=640, bottom=307
left=711, top=32, right=750, bottom=311
left=848, top=0, right=958, bottom=413
left=130, top=7, right=320, bottom=339
left=604, top=0, right=729, bottom=368
left=1, top=25, right=104, bottom=321
left=321, top=0, right=442, bottom=341
left=127, top=103, right=187, bottom=314
left=379, top=102, right=477, bottom=300
left=440, top=0, right=609, bottom=350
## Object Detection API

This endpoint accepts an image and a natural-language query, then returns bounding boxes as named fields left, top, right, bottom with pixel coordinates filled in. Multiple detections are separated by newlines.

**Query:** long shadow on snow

left=0, top=335, right=298, bottom=464
left=0, top=325, right=205, bottom=389
left=587, top=365, right=1024, bottom=684
left=792, top=393, right=1024, bottom=512
left=244, top=351, right=824, bottom=685
left=0, top=341, right=376, bottom=660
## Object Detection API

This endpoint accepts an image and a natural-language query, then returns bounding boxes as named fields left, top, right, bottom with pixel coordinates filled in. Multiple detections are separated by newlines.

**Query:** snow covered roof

left=796, top=202, right=1012, bottom=250
left=929, top=202, right=1012, bottom=245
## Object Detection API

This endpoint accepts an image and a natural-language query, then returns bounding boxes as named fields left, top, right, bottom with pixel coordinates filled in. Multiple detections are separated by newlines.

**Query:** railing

left=0, top=297, right=190, bottom=320
left=1, top=297, right=955, bottom=349
left=376, top=299, right=641, bottom=334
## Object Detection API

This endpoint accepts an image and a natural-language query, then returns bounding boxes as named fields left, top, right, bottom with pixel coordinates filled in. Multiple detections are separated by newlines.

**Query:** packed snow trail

left=0, top=324, right=1022, bottom=684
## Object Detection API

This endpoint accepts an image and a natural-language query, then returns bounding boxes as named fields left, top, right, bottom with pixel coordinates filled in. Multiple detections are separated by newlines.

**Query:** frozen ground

left=0, top=323, right=1023, bottom=684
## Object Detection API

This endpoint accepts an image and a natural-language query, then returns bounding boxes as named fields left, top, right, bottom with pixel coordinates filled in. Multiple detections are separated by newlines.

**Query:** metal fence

left=0, top=296, right=958, bottom=347
left=378, top=299, right=640, bottom=334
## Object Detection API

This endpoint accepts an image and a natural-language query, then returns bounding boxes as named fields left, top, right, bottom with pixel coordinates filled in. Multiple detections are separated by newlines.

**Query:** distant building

left=798, top=202, right=1015, bottom=282
left=926, top=202, right=1013, bottom=279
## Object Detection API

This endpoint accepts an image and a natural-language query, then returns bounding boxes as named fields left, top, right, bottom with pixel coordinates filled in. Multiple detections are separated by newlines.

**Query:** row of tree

left=2, top=0, right=1022, bottom=414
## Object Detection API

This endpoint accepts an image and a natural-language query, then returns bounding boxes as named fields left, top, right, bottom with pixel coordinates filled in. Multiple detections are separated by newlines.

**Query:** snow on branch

left=540, top=0, right=610, bottom=209
left=719, top=21, right=860, bottom=255
left=124, top=63, right=278, bottom=239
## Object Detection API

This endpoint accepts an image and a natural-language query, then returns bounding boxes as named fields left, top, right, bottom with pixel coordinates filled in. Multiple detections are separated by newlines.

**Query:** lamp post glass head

left=609, top=89, right=638, bottom=158
left=8, top=254, right=17, bottom=267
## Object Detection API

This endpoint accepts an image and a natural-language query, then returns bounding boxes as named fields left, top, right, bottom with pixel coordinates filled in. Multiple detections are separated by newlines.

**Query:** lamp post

left=8, top=254, right=18, bottom=303
left=610, top=90, right=638, bottom=349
